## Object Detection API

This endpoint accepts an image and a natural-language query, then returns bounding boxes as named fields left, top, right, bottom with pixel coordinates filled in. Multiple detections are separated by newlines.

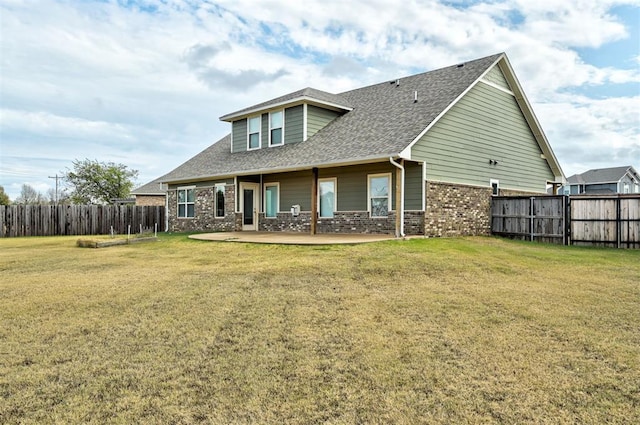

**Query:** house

left=157, top=52, right=564, bottom=237
left=561, top=166, right=640, bottom=195
left=131, top=178, right=167, bottom=206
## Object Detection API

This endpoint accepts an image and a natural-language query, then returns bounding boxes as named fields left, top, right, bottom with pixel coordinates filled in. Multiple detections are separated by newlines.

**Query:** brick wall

left=135, top=195, right=165, bottom=207
left=257, top=211, right=423, bottom=235
left=425, top=181, right=493, bottom=237
left=424, top=181, right=540, bottom=237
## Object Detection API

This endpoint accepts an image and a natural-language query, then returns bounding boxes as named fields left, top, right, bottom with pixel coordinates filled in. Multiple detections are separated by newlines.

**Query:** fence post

left=530, top=197, right=534, bottom=242
left=616, top=197, right=621, bottom=249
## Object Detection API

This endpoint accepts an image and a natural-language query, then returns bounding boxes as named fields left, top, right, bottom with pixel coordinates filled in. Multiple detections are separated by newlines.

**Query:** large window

left=368, top=174, right=390, bottom=217
left=215, top=184, right=225, bottom=218
left=177, top=187, right=195, bottom=218
left=248, top=116, right=260, bottom=150
left=264, top=183, right=279, bottom=218
left=269, top=111, right=283, bottom=146
left=319, top=178, right=336, bottom=218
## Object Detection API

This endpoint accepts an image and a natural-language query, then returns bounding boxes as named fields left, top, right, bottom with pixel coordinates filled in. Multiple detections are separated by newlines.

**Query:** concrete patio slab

left=188, top=232, right=397, bottom=245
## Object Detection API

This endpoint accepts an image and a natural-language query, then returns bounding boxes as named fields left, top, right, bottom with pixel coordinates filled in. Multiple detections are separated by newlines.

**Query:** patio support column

left=311, top=167, right=318, bottom=235
left=390, top=157, right=405, bottom=238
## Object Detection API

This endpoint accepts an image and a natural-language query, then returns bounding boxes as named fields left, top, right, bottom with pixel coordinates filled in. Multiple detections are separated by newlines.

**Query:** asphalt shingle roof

left=220, top=87, right=353, bottom=121
left=131, top=178, right=166, bottom=195
left=160, top=53, right=503, bottom=184
left=566, top=166, right=636, bottom=184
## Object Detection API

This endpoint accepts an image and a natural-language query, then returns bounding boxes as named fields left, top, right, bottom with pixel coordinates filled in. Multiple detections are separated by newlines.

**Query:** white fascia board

left=399, top=54, right=506, bottom=159
left=220, top=96, right=353, bottom=122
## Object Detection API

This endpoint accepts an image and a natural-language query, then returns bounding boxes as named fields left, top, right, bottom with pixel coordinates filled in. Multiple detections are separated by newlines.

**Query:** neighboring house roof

left=160, top=52, right=563, bottom=184
left=566, top=166, right=638, bottom=185
left=131, top=178, right=167, bottom=196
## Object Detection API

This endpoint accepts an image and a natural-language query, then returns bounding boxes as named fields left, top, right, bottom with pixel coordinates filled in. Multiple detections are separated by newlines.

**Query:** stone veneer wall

left=167, top=185, right=236, bottom=232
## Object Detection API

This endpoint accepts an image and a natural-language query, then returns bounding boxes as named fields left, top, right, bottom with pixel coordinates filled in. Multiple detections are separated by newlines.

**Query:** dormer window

left=269, top=111, right=283, bottom=146
left=248, top=116, right=260, bottom=150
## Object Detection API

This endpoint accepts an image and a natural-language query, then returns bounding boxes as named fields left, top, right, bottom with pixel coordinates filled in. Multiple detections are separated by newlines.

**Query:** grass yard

left=0, top=234, right=638, bottom=424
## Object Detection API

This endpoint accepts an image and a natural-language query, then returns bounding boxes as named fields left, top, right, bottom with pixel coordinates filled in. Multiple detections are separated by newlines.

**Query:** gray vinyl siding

left=307, top=105, right=341, bottom=138
left=404, top=161, right=423, bottom=210
left=264, top=171, right=312, bottom=211
left=319, top=163, right=396, bottom=211
left=261, top=113, right=268, bottom=148
left=259, top=162, right=423, bottom=212
left=482, top=65, right=510, bottom=90
left=285, top=105, right=304, bottom=145
left=232, top=119, right=247, bottom=153
left=411, top=80, right=554, bottom=193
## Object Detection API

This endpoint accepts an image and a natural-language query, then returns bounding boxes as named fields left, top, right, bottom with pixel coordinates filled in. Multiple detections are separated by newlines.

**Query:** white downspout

left=165, top=187, right=169, bottom=232
left=389, top=157, right=405, bottom=238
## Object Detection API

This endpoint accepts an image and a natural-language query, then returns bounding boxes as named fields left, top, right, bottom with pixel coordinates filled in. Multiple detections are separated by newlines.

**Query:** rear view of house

left=156, top=52, right=564, bottom=237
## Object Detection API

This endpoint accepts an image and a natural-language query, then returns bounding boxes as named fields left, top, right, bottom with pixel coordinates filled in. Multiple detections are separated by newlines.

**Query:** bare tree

left=14, top=184, right=47, bottom=205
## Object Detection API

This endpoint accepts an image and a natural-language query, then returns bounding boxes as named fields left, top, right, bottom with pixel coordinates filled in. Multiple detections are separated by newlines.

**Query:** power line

left=48, top=174, right=62, bottom=205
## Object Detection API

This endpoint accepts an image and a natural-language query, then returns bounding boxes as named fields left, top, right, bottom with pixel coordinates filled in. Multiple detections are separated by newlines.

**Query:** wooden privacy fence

left=0, top=205, right=165, bottom=238
left=491, top=195, right=640, bottom=248
left=491, top=196, right=568, bottom=245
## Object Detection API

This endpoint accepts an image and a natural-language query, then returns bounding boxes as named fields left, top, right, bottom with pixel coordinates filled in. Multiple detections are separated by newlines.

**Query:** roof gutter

left=389, top=157, right=405, bottom=238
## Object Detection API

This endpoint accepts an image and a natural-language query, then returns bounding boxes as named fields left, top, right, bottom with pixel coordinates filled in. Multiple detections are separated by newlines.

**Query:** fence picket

left=492, top=194, right=640, bottom=249
left=0, top=205, right=165, bottom=238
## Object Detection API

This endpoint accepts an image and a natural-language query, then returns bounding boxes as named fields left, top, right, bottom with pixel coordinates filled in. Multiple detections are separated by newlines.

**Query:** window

left=318, top=178, right=336, bottom=218
left=635, top=184, right=639, bottom=194
left=269, top=111, right=283, bottom=146
left=264, top=183, right=279, bottom=218
left=623, top=183, right=629, bottom=194
left=368, top=174, right=391, bottom=217
left=248, top=116, right=260, bottom=150
left=177, top=187, right=195, bottom=218
left=214, top=184, right=225, bottom=218
left=490, top=179, right=500, bottom=195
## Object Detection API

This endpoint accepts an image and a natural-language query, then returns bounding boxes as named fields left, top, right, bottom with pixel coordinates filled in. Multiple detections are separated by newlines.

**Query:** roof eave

left=220, top=96, right=353, bottom=122
left=160, top=153, right=404, bottom=185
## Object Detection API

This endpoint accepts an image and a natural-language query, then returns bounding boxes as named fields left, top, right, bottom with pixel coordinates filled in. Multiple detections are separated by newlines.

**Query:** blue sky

left=1, top=0, right=638, bottom=201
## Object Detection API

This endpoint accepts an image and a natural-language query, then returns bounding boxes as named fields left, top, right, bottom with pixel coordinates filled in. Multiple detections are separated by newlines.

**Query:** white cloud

left=0, top=0, right=638, bottom=200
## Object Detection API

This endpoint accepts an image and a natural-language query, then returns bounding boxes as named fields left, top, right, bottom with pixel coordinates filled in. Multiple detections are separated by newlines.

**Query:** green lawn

left=1, top=234, right=638, bottom=424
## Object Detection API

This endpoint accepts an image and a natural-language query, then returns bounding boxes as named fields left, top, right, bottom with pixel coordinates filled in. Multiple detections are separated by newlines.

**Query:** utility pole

left=48, top=174, right=62, bottom=205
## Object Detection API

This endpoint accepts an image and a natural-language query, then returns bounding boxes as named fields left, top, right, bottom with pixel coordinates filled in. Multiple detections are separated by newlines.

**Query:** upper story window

left=269, top=111, right=283, bottom=146
left=248, top=116, right=260, bottom=150
left=623, top=183, right=630, bottom=194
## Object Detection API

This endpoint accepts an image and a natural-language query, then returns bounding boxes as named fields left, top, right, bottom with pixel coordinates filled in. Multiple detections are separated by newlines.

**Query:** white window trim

left=367, top=173, right=391, bottom=218
left=490, top=179, right=500, bottom=195
left=318, top=177, right=337, bottom=218
left=214, top=183, right=226, bottom=219
left=177, top=186, right=196, bottom=219
left=247, top=115, right=261, bottom=151
left=269, top=110, right=285, bottom=147
left=264, top=182, right=280, bottom=218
